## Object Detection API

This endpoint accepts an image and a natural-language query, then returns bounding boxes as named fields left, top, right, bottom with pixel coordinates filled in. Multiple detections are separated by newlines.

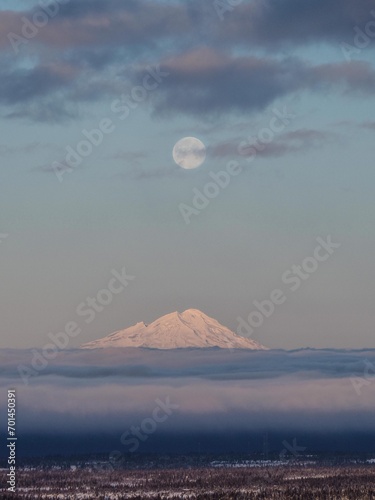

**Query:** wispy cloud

left=360, top=121, right=375, bottom=130
left=211, top=128, right=335, bottom=159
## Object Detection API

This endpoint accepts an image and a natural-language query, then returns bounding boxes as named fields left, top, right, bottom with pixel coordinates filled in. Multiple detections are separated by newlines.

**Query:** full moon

left=172, top=137, right=206, bottom=170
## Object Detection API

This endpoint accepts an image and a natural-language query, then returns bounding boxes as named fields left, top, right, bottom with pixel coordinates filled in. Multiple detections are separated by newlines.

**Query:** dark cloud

left=1, top=55, right=374, bottom=120
left=0, top=62, right=74, bottom=104
left=150, top=49, right=304, bottom=116
left=148, top=49, right=375, bottom=118
left=1, top=1, right=375, bottom=121
left=2, top=0, right=374, bottom=53
left=2, top=347, right=375, bottom=381
left=0, top=59, right=81, bottom=121
left=0, top=1, right=193, bottom=51
left=217, top=0, right=375, bottom=48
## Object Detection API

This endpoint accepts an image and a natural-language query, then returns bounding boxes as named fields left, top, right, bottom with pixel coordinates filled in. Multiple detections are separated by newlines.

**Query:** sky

left=1, top=0, right=375, bottom=350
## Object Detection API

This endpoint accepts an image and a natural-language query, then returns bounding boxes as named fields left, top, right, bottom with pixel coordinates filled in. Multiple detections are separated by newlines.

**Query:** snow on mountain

left=81, top=309, right=268, bottom=350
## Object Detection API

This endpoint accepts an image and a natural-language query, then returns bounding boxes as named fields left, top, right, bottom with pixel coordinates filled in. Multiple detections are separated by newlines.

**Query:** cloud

left=0, top=2, right=375, bottom=122
left=2, top=0, right=374, bottom=54
left=0, top=1, right=193, bottom=52
left=114, top=164, right=182, bottom=181
left=360, top=121, right=375, bottom=130
left=211, top=129, right=335, bottom=159
left=0, top=61, right=78, bottom=104
left=110, top=151, right=148, bottom=162
left=1, top=348, right=375, bottom=453
left=0, top=141, right=44, bottom=155
left=11, top=378, right=375, bottom=434
left=149, top=48, right=304, bottom=117
left=313, top=61, right=375, bottom=94
left=0, top=348, right=375, bottom=436
left=0, top=59, right=81, bottom=121
left=2, top=347, right=375, bottom=381
left=216, top=0, right=375, bottom=48
left=148, top=49, right=375, bottom=118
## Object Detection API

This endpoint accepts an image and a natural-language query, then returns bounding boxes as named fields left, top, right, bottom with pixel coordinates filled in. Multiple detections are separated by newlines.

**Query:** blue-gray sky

left=1, top=0, right=375, bottom=349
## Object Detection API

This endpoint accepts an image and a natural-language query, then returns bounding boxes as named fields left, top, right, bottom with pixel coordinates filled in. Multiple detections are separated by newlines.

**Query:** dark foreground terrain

left=1, top=463, right=375, bottom=499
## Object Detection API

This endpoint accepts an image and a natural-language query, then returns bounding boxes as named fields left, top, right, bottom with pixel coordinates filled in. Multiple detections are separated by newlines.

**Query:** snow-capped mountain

left=81, top=309, right=268, bottom=350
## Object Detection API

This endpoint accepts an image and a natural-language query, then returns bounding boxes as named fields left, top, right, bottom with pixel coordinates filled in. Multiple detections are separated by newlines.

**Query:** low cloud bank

left=1, top=348, right=374, bottom=443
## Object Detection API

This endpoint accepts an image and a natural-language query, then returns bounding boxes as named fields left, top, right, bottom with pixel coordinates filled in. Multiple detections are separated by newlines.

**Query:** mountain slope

left=81, top=309, right=268, bottom=350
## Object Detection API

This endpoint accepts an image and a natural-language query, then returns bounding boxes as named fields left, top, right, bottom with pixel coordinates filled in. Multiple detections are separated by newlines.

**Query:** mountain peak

left=81, top=309, right=268, bottom=350
left=180, top=308, right=206, bottom=317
